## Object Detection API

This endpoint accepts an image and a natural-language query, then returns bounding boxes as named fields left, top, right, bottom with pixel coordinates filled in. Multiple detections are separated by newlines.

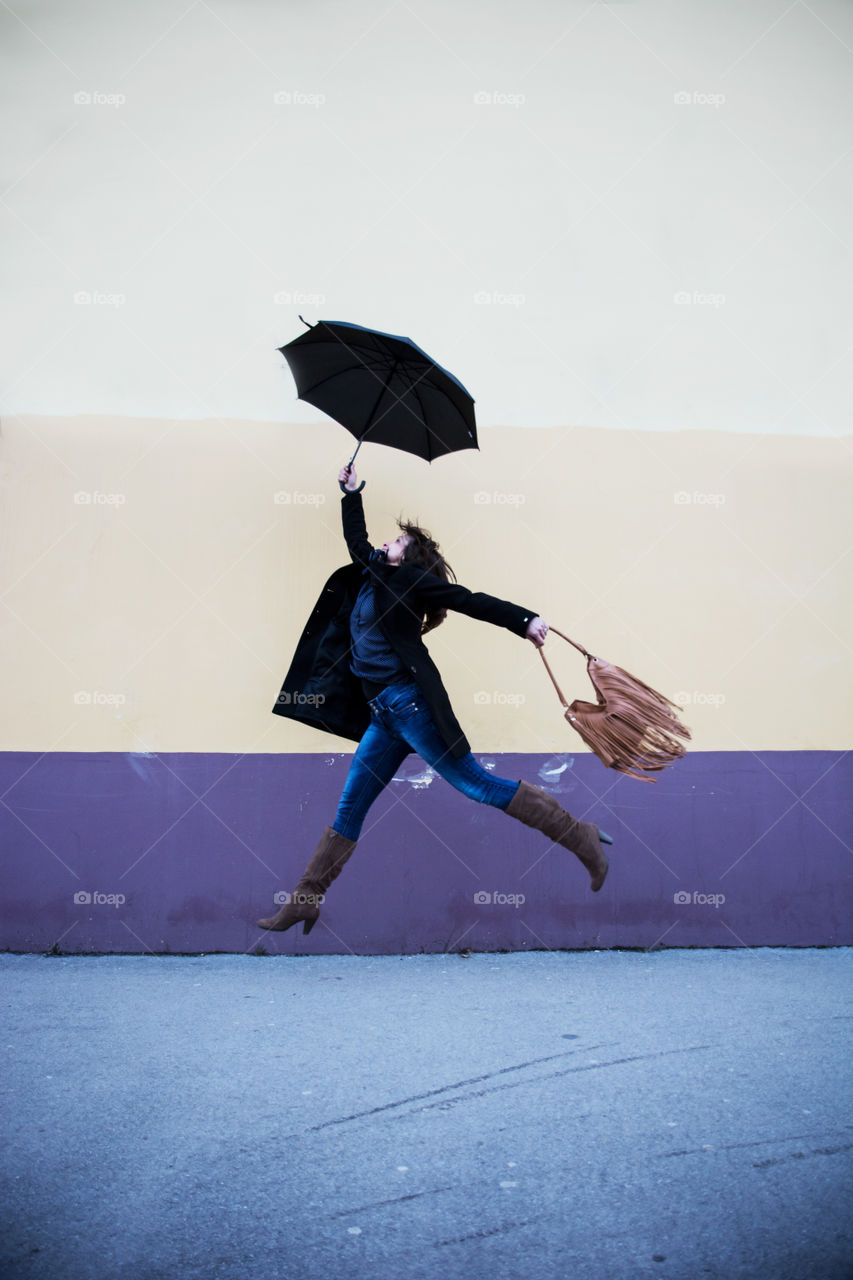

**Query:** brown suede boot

left=257, top=826, right=357, bottom=933
left=504, top=780, right=613, bottom=892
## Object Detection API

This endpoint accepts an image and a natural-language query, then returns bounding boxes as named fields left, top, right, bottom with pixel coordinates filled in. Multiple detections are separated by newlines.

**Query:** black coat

left=272, top=489, right=539, bottom=761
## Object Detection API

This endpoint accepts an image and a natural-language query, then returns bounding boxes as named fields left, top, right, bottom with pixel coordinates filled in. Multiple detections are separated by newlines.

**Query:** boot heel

left=599, top=828, right=614, bottom=846
left=256, top=827, right=357, bottom=935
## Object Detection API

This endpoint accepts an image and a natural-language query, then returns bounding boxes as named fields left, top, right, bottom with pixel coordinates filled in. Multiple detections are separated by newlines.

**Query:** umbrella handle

left=340, top=443, right=366, bottom=493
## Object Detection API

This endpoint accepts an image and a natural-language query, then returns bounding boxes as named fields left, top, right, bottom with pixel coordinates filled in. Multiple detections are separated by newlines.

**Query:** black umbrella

left=277, top=318, right=478, bottom=492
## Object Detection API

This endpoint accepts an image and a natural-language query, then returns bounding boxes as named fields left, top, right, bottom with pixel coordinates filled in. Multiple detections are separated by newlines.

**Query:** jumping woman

left=257, top=463, right=613, bottom=935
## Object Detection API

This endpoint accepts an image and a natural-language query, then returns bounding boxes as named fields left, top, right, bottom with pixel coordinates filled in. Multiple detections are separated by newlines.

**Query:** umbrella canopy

left=277, top=319, right=478, bottom=481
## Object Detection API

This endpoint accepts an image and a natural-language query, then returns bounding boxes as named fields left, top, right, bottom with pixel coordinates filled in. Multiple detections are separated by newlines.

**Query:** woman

left=258, top=464, right=613, bottom=935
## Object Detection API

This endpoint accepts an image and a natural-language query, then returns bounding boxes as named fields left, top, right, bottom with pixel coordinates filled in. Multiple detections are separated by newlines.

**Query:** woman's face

left=381, top=533, right=412, bottom=566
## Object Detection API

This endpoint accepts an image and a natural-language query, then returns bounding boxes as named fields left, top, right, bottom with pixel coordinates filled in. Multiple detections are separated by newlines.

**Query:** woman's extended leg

left=257, top=710, right=409, bottom=933
left=332, top=715, right=412, bottom=841
left=503, top=780, right=611, bottom=891
left=380, top=683, right=611, bottom=892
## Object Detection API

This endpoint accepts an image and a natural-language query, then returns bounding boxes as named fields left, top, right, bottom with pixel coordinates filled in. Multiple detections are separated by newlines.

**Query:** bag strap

left=536, top=627, right=591, bottom=710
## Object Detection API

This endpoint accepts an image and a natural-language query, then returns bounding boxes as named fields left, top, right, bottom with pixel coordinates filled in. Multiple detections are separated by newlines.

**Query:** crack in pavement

left=660, top=1126, right=853, bottom=1159
left=372, top=1044, right=713, bottom=1125
left=293, top=1041, right=619, bottom=1136
left=434, top=1215, right=549, bottom=1248
left=753, top=1142, right=853, bottom=1169
left=282, top=1042, right=711, bottom=1138
left=328, top=1184, right=455, bottom=1219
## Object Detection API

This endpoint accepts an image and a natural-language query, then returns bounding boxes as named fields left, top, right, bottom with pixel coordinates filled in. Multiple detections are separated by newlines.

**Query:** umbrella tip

left=298, top=314, right=314, bottom=329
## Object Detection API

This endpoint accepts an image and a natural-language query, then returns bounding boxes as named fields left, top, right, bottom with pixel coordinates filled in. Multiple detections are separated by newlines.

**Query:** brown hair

left=396, top=515, right=456, bottom=636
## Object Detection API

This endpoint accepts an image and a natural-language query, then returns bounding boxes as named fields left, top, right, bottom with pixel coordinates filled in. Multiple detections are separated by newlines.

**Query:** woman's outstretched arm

left=409, top=567, right=547, bottom=646
left=337, top=466, right=374, bottom=568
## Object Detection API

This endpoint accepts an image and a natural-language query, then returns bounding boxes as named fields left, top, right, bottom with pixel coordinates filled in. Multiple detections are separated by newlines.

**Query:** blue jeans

left=333, top=680, right=521, bottom=841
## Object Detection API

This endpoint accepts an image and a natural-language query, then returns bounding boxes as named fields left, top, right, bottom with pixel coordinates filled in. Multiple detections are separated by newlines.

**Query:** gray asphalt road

left=1, top=949, right=851, bottom=1280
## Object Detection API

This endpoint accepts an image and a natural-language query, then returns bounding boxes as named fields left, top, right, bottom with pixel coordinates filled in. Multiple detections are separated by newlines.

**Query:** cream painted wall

left=2, top=414, right=849, bottom=753
left=1, top=0, right=852, bottom=433
left=3, top=4, right=851, bottom=758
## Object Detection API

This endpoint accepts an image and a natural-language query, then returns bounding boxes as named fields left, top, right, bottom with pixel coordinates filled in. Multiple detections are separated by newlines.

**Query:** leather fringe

left=567, top=656, right=691, bottom=783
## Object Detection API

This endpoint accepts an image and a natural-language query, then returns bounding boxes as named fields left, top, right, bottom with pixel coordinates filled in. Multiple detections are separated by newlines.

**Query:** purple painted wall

left=1, top=750, right=850, bottom=953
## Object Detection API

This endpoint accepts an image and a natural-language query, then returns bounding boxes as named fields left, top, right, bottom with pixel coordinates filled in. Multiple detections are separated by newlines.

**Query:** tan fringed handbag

left=537, top=627, right=691, bottom=783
